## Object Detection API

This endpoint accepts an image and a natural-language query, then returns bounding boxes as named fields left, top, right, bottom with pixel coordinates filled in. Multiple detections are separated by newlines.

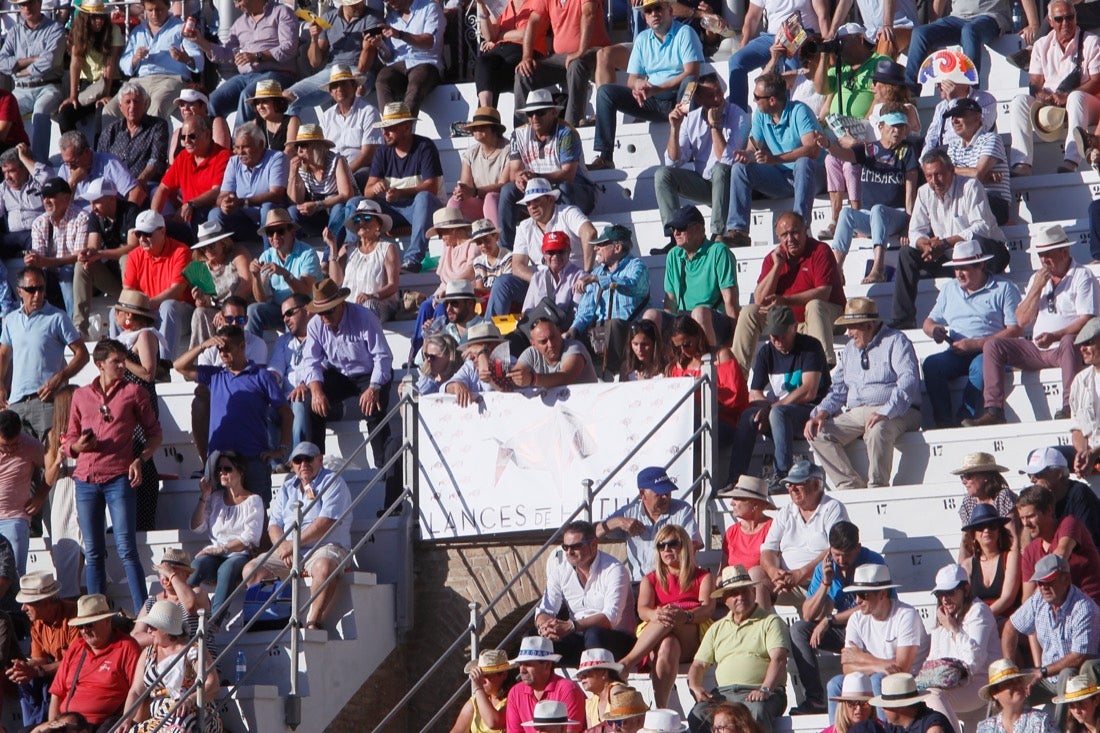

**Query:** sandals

left=861, top=270, right=886, bottom=284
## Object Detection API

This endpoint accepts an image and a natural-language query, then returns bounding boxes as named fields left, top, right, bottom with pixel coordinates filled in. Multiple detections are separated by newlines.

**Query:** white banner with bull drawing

left=416, top=380, right=699, bottom=539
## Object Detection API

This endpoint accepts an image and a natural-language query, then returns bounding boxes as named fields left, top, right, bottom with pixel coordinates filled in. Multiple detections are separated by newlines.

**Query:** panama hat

left=154, top=547, right=192, bottom=573
left=143, top=600, right=184, bottom=636
left=577, top=648, right=624, bottom=675
left=1030, top=222, right=1073, bottom=254
left=517, top=178, right=560, bottom=205
left=869, top=674, right=929, bottom=708
left=835, top=297, right=881, bottom=326
left=517, top=88, right=562, bottom=114
left=257, top=208, right=300, bottom=237
left=710, top=564, right=758, bottom=598
left=69, top=594, right=118, bottom=626
left=248, top=79, right=287, bottom=105
left=470, top=218, right=499, bottom=241
left=510, top=636, right=562, bottom=664
left=1053, top=675, right=1100, bottom=704
left=374, top=102, right=418, bottom=129
left=716, top=475, right=778, bottom=510
left=830, top=672, right=875, bottom=702
left=638, top=710, right=688, bottom=732
left=439, top=279, right=476, bottom=303
left=115, top=289, right=157, bottom=319
left=979, top=659, right=1032, bottom=701
left=15, top=572, right=60, bottom=604
left=426, top=207, right=470, bottom=238
left=946, top=240, right=994, bottom=267
left=603, top=687, right=649, bottom=721
left=287, top=123, right=335, bottom=148
left=191, top=220, right=234, bottom=250
left=1031, top=102, right=1068, bottom=143
left=951, top=452, right=1007, bottom=475
left=521, top=700, right=577, bottom=728
left=323, top=64, right=364, bottom=89
left=344, top=199, right=393, bottom=234
left=465, top=322, right=506, bottom=346
left=842, top=564, right=901, bottom=593
left=462, top=106, right=507, bottom=135
left=463, top=649, right=514, bottom=675
left=306, top=278, right=351, bottom=314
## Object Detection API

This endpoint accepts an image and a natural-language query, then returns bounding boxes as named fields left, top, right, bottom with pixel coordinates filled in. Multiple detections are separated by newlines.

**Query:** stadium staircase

left=26, top=24, right=1100, bottom=732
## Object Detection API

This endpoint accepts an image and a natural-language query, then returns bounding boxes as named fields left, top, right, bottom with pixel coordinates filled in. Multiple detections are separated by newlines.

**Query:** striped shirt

left=813, top=325, right=921, bottom=419
left=472, top=250, right=512, bottom=289
left=509, top=122, right=586, bottom=178
left=948, top=130, right=1011, bottom=206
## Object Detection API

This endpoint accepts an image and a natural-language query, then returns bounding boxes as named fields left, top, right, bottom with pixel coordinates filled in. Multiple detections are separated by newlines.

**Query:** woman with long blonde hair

left=821, top=673, right=881, bottom=733
left=618, top=523, right=714, bottom=708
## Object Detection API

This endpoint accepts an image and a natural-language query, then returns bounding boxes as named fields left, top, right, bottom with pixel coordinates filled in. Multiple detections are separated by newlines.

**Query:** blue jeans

left=13, top=84, right=63, bottom=164
left=486, top=273, right=528, bottom=317
left=374, top=191, right=441, bottom=268
left=593, top=84, right=678, bottom=159
left=208, top=71, right=296, bottom=124
left=727, top=34, right=797, bottom=111
left=497, top=179, right=598, bottom=249
left=289, top=201, right=351, bottom=240
left=727, top=157, right=819, bottom=232
left=833, top=204, right=910, bottom=254
left=729, top=402, right=814, bottom=479
left=206, top=204, right=275, bottom=244
left=189, top=551, right=251, bottom=623
left=905, top=15, right=1002, bottom=85
left=0, top=518, right=29, bottom=577
left=1088, top=198, right=1100, bottom=260
left=828, top=672, right=886, bottom=722
left=923, top=348, right=984, bottom=428
left=17, top=676, right=50, bottom=729
left=75, top=474, right=148, bottom=614
left=246, top=299, right=284, bottom=337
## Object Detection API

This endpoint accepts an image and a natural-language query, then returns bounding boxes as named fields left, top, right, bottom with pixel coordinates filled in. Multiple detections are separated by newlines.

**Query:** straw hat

left=638, top=710, right=688, bottom=733
left=830, top=672, right=874, bottom=702
left=1031, top=102, right=1068, bottom=143
left=516, top=88, right=562, bottom=114
left=79, top=0, right=109, bottom=14
left=842, top=564, right=901, bottom=593
left=462, top=106, right=507, bottom=136
left=470, top=218, right=499, bottom=241
left=945, top=240, right=993, bottom=267
left=374, top=102, right=418, bottom=129
left=603, top=687, right=649, bottom=721
left=143, top=600, right=184, bottom=636
left=979, top=659, right=1032, bottom=701
left=869, top=673, right=929, bottom=708
left=716, top=475, right=778, bottom=510
left=257, top=208, right=300, bottom=238
left=439, top=279, right=475, bottom=303
left=306, top=278, right=351, bottom=314
left=465, top=322, right=506, bottom=346
left=191, top=220, right=234, bottom=250
left=287, top=123, right=335, bottom=149
left=950, top=452, right=1007, bottom=475
left=1030, top=223, right=1073, bottom=254
left=154, top=547, right=192, bottom=573
left=427, top=207, right=471, bottom=238
left=462, top=649, right=514, bottom=675
left=15, top=572, right=60, bottom=604
left=69, top=594, right=118, bottom=626
left=835, top=297, right=880, bottom=326
left=115, top=289, right=156, bottom=319
left=1053, top=675, right=1100, bottom=705
left=248, top=79, right=287, bottom=105
left=510, top=636, right=561, bottom=664
left=577, top=648, right=623, bottom=676
left=710, top=564, right=758, bottom=598
left=323, top=64, right=365, bottom=89
left=517, top=178, right=560, bottom=205
left=521, top=700, right=577, bottom=728
left=344, top=199, right=393, bottom=234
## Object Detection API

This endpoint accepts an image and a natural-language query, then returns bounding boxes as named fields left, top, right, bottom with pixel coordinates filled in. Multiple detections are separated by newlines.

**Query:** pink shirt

left=0, top=433, right=43, bottom=521
left=435, top=240, right=479, bottom=286
left=1029, top=29, right=1100, bottom=92
left=506, top=673, right=587, bottom=733
left=66, top=379, right=162, bottom=484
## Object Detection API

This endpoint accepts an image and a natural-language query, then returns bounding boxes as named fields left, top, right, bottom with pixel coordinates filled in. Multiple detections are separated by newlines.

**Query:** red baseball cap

left=541, top=231, right=570, bottom=254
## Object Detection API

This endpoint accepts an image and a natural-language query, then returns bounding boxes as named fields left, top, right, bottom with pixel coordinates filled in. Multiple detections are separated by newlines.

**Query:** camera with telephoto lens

left=801, top=35, right=843, bottom=56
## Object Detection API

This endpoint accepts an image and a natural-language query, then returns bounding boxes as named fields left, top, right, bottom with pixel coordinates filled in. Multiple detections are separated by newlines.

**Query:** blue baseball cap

left=637, top=466, right=677, bottom=494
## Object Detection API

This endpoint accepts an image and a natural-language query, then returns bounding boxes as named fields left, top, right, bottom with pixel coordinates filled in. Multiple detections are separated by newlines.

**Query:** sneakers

left=587, top=156, right=614, bottom=171
left=401, top=261, right=422, bottom=274
left=961, top=408, right=1006, bottom=427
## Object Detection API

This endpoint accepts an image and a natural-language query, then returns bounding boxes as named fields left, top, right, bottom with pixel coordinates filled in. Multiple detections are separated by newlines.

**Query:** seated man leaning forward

left=509, top=318, right=599, bottom=389
left=806, top=297, right=922, bottom=490
left=241, top=441, right=351, bottom=632
left=687, top=564, right=791, bottom=733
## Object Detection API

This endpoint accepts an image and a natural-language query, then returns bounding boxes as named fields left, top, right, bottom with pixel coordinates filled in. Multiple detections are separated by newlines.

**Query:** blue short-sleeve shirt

left=626, top=21, right=703, bottom=87
left=0, top=304, right=80, bottom=403
left=257, top=240, right=323, bottom=304
left=750, top=100, right=821, bottom=171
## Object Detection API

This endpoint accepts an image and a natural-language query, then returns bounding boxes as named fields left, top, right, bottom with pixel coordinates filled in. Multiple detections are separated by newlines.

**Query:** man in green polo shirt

left=644, top=204, right=739, bottom=346
left=687, top=564, right=790, bottom=733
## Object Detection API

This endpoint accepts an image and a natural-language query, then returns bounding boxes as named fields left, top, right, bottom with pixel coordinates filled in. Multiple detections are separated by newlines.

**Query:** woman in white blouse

left=188, top=451, right=265, bottom=625
left=325, top=199, right=401, bottom=323
left=924, top=563, right=1002, bottom=732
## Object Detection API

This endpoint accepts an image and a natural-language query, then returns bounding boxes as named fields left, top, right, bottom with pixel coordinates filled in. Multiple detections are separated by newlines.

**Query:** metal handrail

left=373, top=362, right=718, bottom=733
left=107, top=387, right=417, bottom=732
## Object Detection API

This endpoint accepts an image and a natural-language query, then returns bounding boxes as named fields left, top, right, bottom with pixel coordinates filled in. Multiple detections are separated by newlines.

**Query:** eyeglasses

left=860, top=350, right=870, bottom=370
left=217, top=465, right=235, bottom=473
left=526, top=109, right=552, bottom=118
left=282, top=306, right=303, bottom=319
left=656, top=540, right=681, bottom=551
left=1052, top=13, right=1075, bottom=22
left=561, top=540, right=590, bottom=552
left=19, top=285, right=45, bottom=294
left=267, top=227, right=292, bottom=237
left=959, top=472, right=979, bottom=481
left=99, top=404, right=113, bottom=423
left=224, top=315, right=247, bottom=326
left=291, top=455, right=314, bottom=465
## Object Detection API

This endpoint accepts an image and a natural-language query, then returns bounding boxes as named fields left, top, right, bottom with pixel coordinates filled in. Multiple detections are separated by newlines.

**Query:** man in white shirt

left=756, top=460, right=849, bottom=611
left=824, top=564, right=930, bottom=720
left=513, top=179, right=597, bottom=276
left=534, top=519, right=636, bottom=664
left=968, top=223, right=1098, bottom=427
left=889, top=148, right=1005, bottom=330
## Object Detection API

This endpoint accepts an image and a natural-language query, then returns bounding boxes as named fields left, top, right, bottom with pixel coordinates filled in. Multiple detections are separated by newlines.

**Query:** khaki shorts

left=259, top=544, right=349, bottom=579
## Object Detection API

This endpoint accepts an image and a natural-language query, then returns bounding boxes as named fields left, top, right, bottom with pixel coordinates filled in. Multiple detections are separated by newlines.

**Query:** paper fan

left=917, top=47, right=979, bottom=86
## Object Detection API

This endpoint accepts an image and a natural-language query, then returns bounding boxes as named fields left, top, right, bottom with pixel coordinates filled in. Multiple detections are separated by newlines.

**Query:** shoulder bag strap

left=63, top=648, right=89, bottom=712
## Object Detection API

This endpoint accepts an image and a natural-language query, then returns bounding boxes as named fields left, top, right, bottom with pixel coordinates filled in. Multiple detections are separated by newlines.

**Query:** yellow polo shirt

left=694, top=606, right=790, bottom=687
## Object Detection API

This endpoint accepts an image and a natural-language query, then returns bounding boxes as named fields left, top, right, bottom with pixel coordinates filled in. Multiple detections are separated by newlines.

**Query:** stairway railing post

left=699, top=354, right=717, bottom=550
left=583, top=478, right=594, bottom=522
left=286, top=500, right=303, bottom=729
left=468, top=602, right=480, bottom=694
left=196, top=609, right=206, bottom=733
left=402, top=376, right=420, bottom=523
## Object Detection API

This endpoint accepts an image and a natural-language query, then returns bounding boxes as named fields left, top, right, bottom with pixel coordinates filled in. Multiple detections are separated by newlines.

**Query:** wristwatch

left=759, top=686, right=772, bottom=696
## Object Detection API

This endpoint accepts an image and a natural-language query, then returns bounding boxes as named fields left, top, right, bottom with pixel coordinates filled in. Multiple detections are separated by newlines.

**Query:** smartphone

left=749, top=136, right=770, bottom=155
left=82, top=428, right=94, bottom=441
left=364, top=25, right=385, bottom=36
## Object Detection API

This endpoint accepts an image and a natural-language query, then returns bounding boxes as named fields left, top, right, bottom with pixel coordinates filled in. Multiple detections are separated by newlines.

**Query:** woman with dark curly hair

left=57, top=0, right=123, bottom=134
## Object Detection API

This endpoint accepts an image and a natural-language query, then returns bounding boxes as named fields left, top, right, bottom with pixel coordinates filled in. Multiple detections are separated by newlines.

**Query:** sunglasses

left=1047, top=291, right=1057, bottom=313
left=424, top=352, right=444, bottom=360
left=282, top=306, right=303, bottom=319
left=561, top=541, right=589, bottom=552
left=854, top=591, right=873, bottom=599
left=267, top=226, right=292, bottom=237
left=217, top=465, right=235, bottom=473
left=959, top=472, right=980, bottom=481
left=753, top=93, right=775, bottom=101
left=670, top=341, right=692, bottom=352
left=224, top=315, right=247, bottom=326
left=19, top=285, right=44, bottom=294
left=526, top=109, right=553, bottom=118
left=179, top=133, right=199, bottom=142
left=844, top=700, right=871, bottom=708
left=99, top=404, right=113, bottom=423
left=1052, top=13, right=1075, bottom=21
left=291, top=455, right=314, bottom=465
left=656, top=540, right=681, bottom=551
left=860, top=350, right=870, bottom=370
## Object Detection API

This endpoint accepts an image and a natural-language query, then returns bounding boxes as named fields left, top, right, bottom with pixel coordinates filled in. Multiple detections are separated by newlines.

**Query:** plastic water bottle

left=1012, top=0, right=1024, bottom=32
left=235, top=651, right=247, bottom=683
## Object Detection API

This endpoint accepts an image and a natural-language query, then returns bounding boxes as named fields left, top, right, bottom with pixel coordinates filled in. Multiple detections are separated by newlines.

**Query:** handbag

left=915, top=657, right=969, bottom=690
left=242, top=578, right=293, bottom=631
left=1056, top=29, right=1085, bottom=94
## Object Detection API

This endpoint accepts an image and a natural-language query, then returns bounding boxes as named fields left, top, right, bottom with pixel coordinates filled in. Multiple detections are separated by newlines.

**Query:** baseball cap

left=83, top=178, right=118, bottom=202
left=541, top=231, right=570, bottom=254
left=41, top=177, right=71, bottom=197
left=1020, top=446, right=1068, bottom=475
left=133, top=210, right=165, bottom=234
left=932, top=563, right=968, bottom=593
left=290, top=442, right=321, bottom=460
left=764, top=305, right=796, bottom=336
left=668, top=205, right=704, bottom=231
left=946, top=98, right=983, bottom=117
left=637, top=466, right=677, bottom=495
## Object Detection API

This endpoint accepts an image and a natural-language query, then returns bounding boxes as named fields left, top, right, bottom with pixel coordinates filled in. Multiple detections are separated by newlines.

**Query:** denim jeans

left=727, top=34, right=798, bottom=111
left=75, top=474, right=148, bottom=614
left=1089, top=198, right=1100, bottom=260
left=13, top=84, right=63, bottom=163
left=17, top=676, right=49, bottom=729
left=655, top=164, right=731, bottom=237
left=289, top=201, right=352, bottom=240
left=923, top=348, right=984, bottom=428
left=486, top=273, right=528, bottom=317
left=729, top=402, right=814, bottom=479
left=0, top=518, right=29, bottom=577
left=904, top=14, right=1002, bottom=86
left=727, top=157, right=819, bottom=232
left=374, top=191, right=441, bottom=268
left=208, top=71, right=296, bottom=125
left=832, top=204, right=910, bottom=254
left=497, top=179, right=598, bottom=249
left=593, top=84, right=678, bottom=160
left=206, top=205, right=275, bottom=245
left=246, top=299, right=284, bottom=337
left=189, top=551, right=251, bottom=623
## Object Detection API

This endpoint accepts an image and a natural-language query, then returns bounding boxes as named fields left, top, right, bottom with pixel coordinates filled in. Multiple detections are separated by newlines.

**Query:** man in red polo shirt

left=46, top=594, right=139, bottom=730
left=731, top=210, right=847, bottom=370
left=0, top=88, right=30, bottom=155
left=150, top=116, right=230, bottom=239
left=118, top=210, right=194, bottom=354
